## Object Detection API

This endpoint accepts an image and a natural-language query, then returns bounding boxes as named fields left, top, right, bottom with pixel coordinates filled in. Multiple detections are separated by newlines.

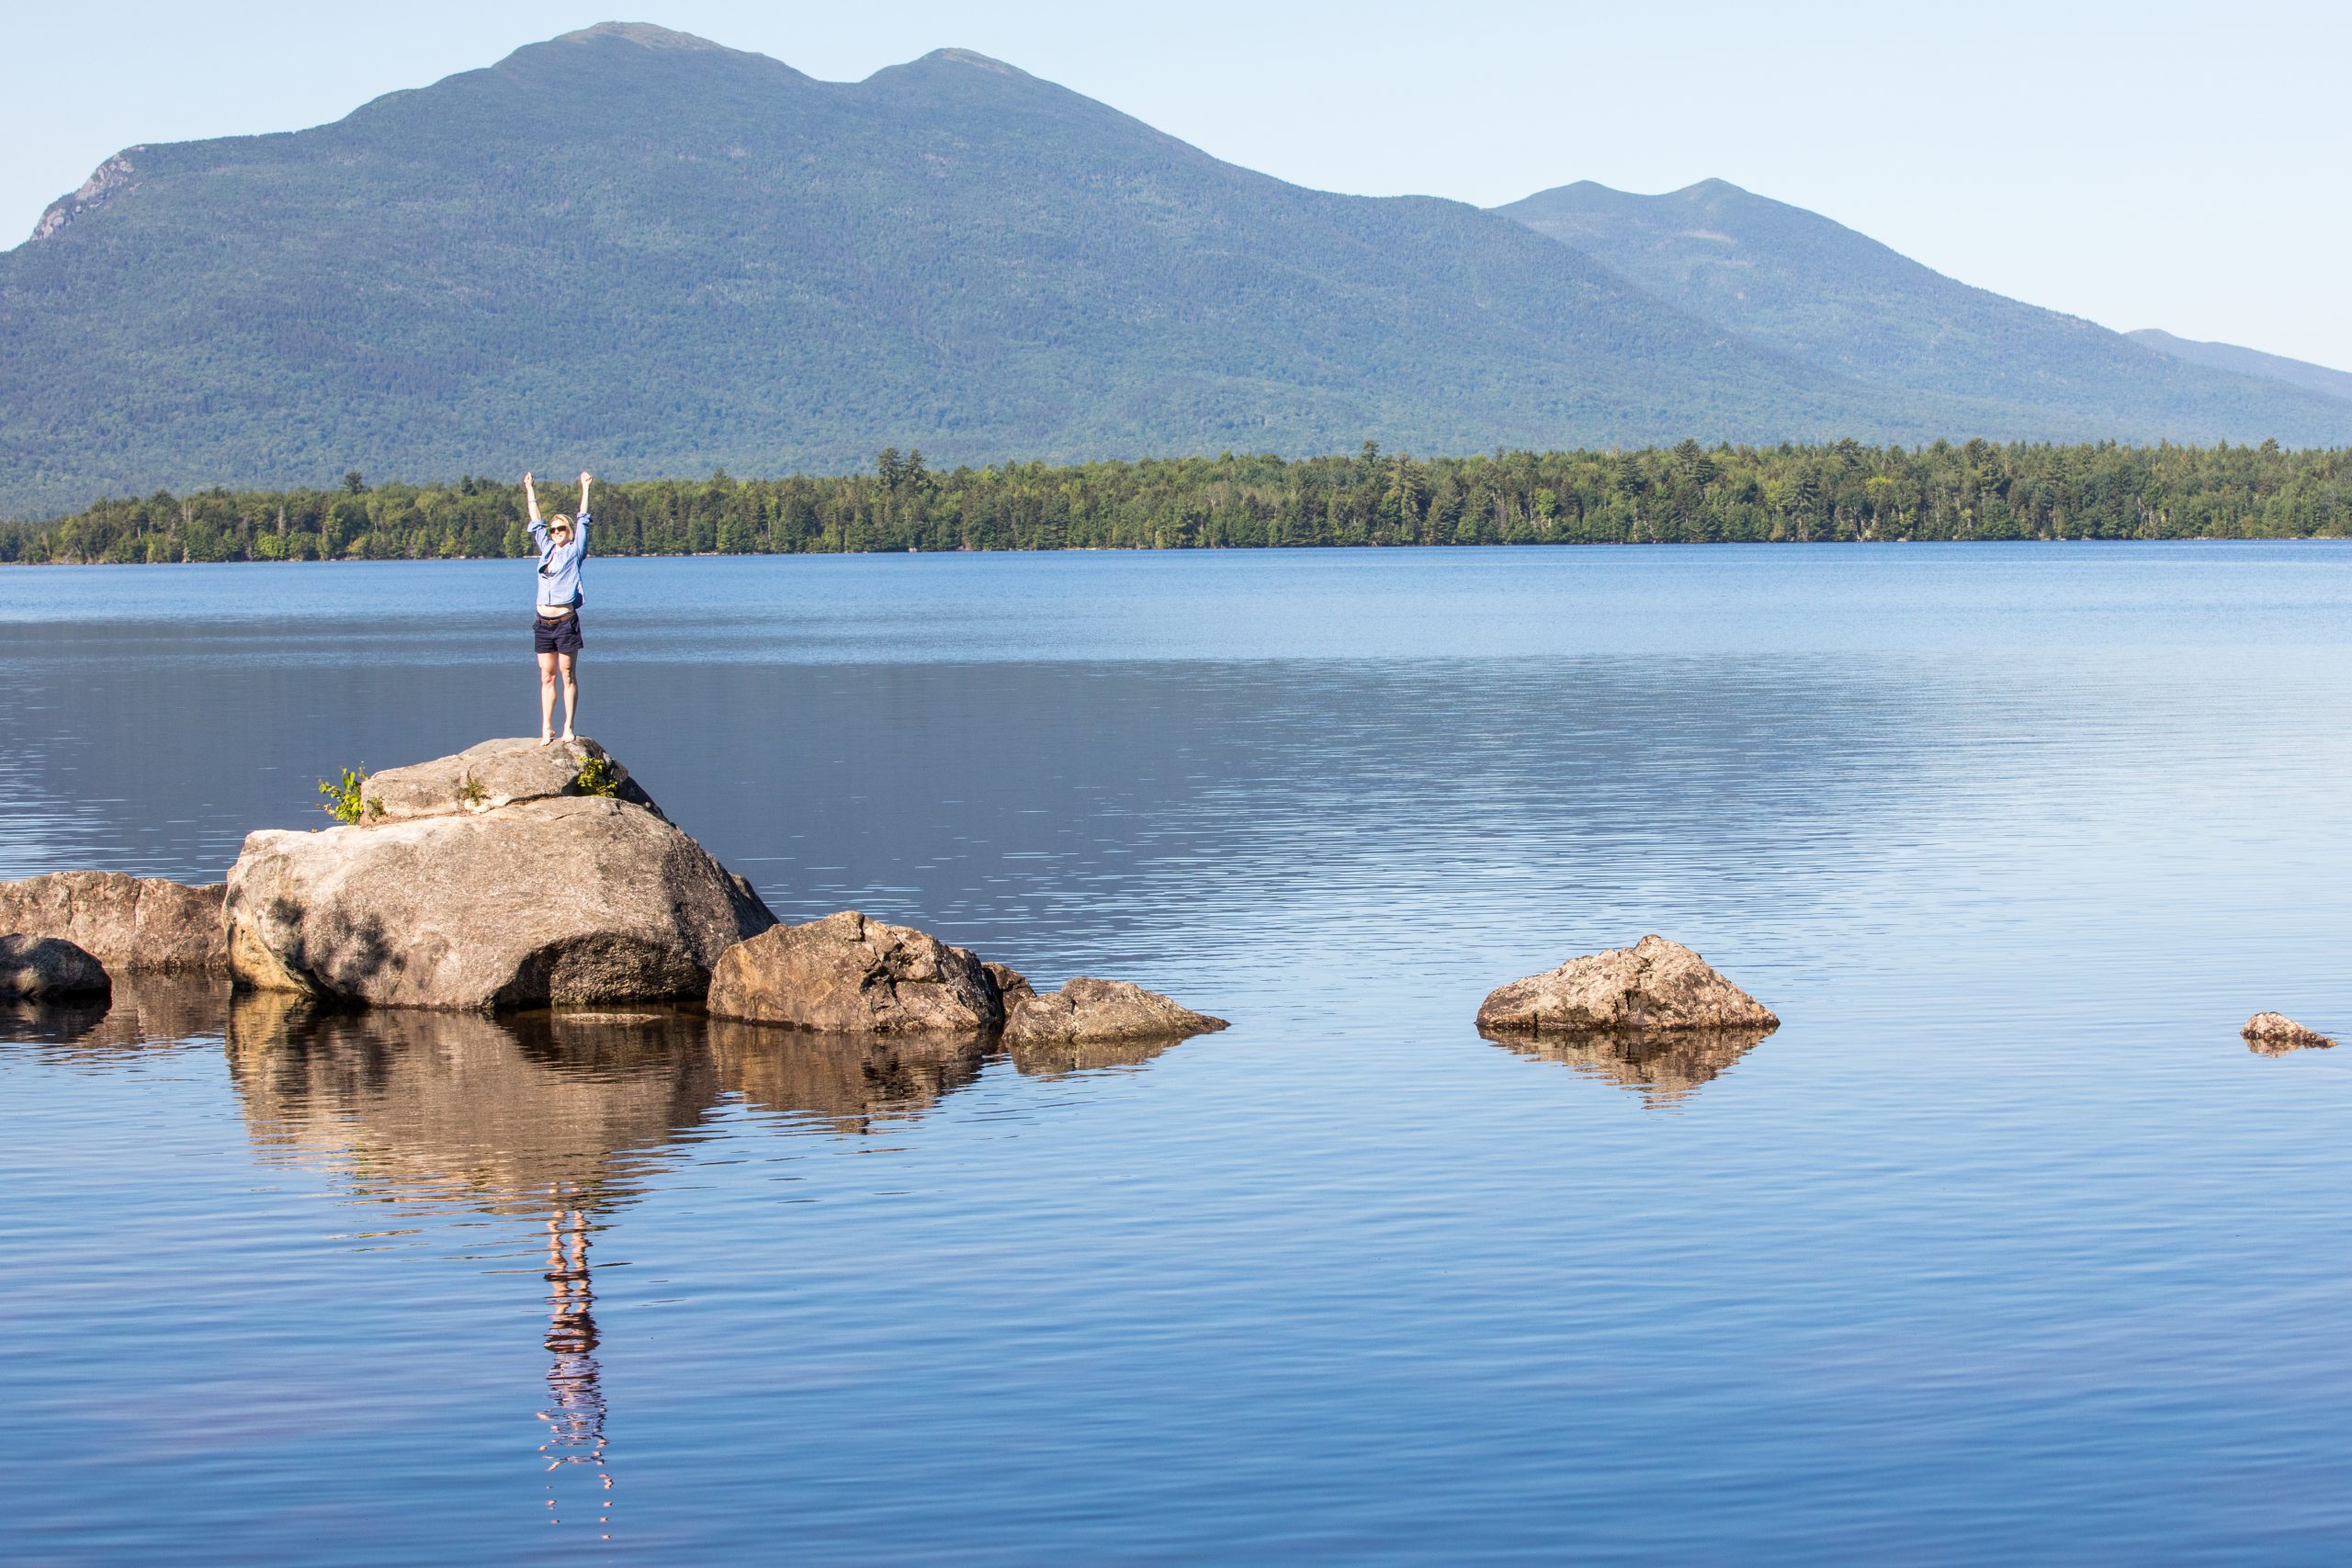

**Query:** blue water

left=6, top=544, right=2352, bottom=1563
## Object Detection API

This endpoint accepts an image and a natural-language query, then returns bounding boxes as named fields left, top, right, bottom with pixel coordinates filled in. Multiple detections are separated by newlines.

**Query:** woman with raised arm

left=526, top=470, right=593, bottom=743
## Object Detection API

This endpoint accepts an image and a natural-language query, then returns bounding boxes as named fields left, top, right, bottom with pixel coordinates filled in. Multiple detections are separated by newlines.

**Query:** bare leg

left=560, top=652, right=579, bottom=742
left=538, top=650, right=560, bottom=742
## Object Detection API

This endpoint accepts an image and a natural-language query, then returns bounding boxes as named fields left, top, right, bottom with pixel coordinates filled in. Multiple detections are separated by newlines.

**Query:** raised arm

left=578, top=471, right=593, bottom=518
left=525, top=471, right=548, bottom=547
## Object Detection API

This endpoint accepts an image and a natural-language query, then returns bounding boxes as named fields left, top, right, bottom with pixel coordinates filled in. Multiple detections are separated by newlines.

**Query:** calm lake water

left=6, top=544, right=2352, bottom=1564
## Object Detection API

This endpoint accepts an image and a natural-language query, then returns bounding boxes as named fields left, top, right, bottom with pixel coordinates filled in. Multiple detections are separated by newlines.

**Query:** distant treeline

left=5, top=439, right=2348, bottom=563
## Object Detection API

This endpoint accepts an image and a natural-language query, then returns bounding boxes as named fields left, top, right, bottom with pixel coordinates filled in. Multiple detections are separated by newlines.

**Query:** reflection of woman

left=526, top=471, right=592, bottom=743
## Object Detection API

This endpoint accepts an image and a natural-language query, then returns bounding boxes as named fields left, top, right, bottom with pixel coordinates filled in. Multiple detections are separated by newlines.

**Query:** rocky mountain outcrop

left=0, top=934, right=110, bottom=998
left=225, top=739, right=773, bottom=1010
left=2242, top=1011, right=2335, bottom=1054
left=707, top=910, right=1001, bottom=1033
left=1002, top=977, right=1227, bottom=1047
left=1476, top=935, right=1777, bottom=1035
left=0, top=871, right=226, bottom=973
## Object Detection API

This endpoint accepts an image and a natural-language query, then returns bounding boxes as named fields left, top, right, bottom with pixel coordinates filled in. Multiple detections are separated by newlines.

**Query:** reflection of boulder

left=707, top=1018, right=984, bottom=1134
left=3, top=974, right=230, bottom=1054
left=226, top=994, right=720, bottom=1214
left=1477, top=936, right=1777, bottom=1035
left=1006, top=1034, right=1183, bottom=1079
left=1486, top=1026, right=1773, bottom=1108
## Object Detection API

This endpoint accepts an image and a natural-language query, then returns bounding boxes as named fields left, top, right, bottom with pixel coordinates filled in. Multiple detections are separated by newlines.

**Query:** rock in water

left=706, top=910, right=1001, bottom=1033
left=365, top=737, right=662, bottom=821
left=984, top=961, right=1035, bottom=1011
left=1476, top=935, right=1777, bottom=1035
left=226, top=780, right=774, bottom=1010
left=0, top=871, right=226, bottom=972
left=0, top=934, right=111, bottom=998
left=2242, top=1011, right=2335, bottom=1054
left=1001, top=976, right=1227, bottom=1045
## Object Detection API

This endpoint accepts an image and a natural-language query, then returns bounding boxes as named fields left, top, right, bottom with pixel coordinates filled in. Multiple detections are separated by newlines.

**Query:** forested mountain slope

left=1494, top=179, right=2352, bottom=446
left=0, top=23, right=1898, bottom=517
left=2127, top=330, right=2352, bottom=404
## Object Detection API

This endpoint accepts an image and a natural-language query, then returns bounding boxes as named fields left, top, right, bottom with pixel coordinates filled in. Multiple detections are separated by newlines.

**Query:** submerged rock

left=2242, top=1011, right=2335, bottom=1054
left=226, top=760, right=774, bottom=1010
left=0, top=934, right=110, bottom=998
left=0, top=871, right=226, bottom=973
left=1001, top=976, right=1227, bottom=1046
left=707, top=910, right=1000, bottom=1034
left=1476, top=935, right=1777, bottom=1035
left=364, top=737, right=662, bottom=822
left=1488, top=1024, right=1774, bottom=1108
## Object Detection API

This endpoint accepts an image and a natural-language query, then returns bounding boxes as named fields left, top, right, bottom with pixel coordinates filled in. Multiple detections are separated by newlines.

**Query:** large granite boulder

left=2243, top=1011, right=2335, bottom=1054
left=1476, top=935, right=1777, bottom=1035
left=707, top=910, right=1001, bottom=1033
left=363, top=737, right=662, bottom=822
left=1001, top=976, right=1227, bottom=1046
left=226, top=780, right=774, bottom=1010
left=0, top=934, right=110, bottom=998
left=0, top=871, right=226, bottom=972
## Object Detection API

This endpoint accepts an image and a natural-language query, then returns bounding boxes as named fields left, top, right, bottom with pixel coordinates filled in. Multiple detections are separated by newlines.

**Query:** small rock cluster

left=2242, top=1011, right=2335, bottom=1055
left=1476, top=934, right=1777, bottom=1036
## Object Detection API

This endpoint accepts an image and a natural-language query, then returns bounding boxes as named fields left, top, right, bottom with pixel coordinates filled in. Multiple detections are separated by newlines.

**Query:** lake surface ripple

left=5, top=545, right=2352, bottom=1563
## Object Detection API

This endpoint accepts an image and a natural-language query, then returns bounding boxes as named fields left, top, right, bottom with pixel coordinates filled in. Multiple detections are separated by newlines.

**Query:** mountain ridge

left=1, top=24, right=2343, bottom=519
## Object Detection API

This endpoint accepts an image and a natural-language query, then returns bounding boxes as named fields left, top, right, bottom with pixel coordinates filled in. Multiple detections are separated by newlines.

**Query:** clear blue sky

left=10, top=1, right=2347, bottom=368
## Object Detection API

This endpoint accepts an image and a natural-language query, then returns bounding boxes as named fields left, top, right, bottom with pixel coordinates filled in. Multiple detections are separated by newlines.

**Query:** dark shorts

left=533, top=610, right=583, bottom=655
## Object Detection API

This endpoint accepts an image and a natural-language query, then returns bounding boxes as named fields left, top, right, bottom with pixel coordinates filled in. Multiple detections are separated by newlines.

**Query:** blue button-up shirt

left=529, top=512, right=590, bottom=612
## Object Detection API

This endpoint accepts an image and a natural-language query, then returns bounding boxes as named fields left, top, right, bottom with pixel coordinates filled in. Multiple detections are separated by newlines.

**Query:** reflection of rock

left=367, top=737, right=662, bottom=822
left=4, top=973, right=231, bottom=1053
left=226, top=994, right=720, bottom=1214
left=2243, top=1011, right=2335, bottom=1054
left=1006, top=1034, right=1183, bottom=1079
left=1002, top=977, right=1227, bottom=1045
left=1476, top=935, right=1777, bottom=1035
left=707, top=910, right=1000, bottom=1034
left=1, top=934, right=110, bottom=998
left=0, top=871, right=227, bottom=973
left=226, top=777, right=774, bottom=1010
left=707, top=1018, right=984, bottom=1133
left=1487, top=1025, right=1773, bottom=1107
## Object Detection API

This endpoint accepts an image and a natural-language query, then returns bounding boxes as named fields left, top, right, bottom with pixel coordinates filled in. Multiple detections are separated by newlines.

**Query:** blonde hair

left=548, top=513, right=574, bottom=535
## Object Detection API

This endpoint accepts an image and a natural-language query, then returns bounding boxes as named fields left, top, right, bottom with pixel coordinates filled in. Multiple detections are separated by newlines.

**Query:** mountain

left=2126, top=329, right=2352, bottom=405
left=1493, top=178, right=2352, bottom=447
left=0, top=23, right=1907, bottom=518
left=5, top=28, right=2346, bottom=519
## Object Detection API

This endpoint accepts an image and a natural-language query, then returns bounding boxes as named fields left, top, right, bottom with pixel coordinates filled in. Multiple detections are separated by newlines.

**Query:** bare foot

left=560, top=731, right=576, bottom=744
left=540, top=731, right=555, bottom=744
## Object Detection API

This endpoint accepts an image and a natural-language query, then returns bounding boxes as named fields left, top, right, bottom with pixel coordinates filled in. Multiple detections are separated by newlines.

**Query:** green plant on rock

left=456, top=773, right=488, bottom=807
left=573, top=752, right=620, bottom=798
left=318, top=765, right=382, bottom=825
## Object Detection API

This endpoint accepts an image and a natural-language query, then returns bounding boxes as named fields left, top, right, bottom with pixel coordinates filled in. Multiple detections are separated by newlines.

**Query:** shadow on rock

left=707, top=1017, right=986, bottom=1134
left=225, top=991, right=721, bottom=1215
left=1482, top=1024, right=1775, bottom=1108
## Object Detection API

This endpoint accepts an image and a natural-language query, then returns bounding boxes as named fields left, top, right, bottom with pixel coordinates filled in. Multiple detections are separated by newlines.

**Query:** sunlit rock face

left=0, top=871, right=226, bottom=974
left=2242, top=1011, right=2335, bottom=1055
left=223, top=739, right=774, bottom=1010
left=707, top=910, right=1001, bottom=1035
left=1001, top=977, right=1227, bottom=1047
left=1476, top=935, right=1776, bottom=1036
